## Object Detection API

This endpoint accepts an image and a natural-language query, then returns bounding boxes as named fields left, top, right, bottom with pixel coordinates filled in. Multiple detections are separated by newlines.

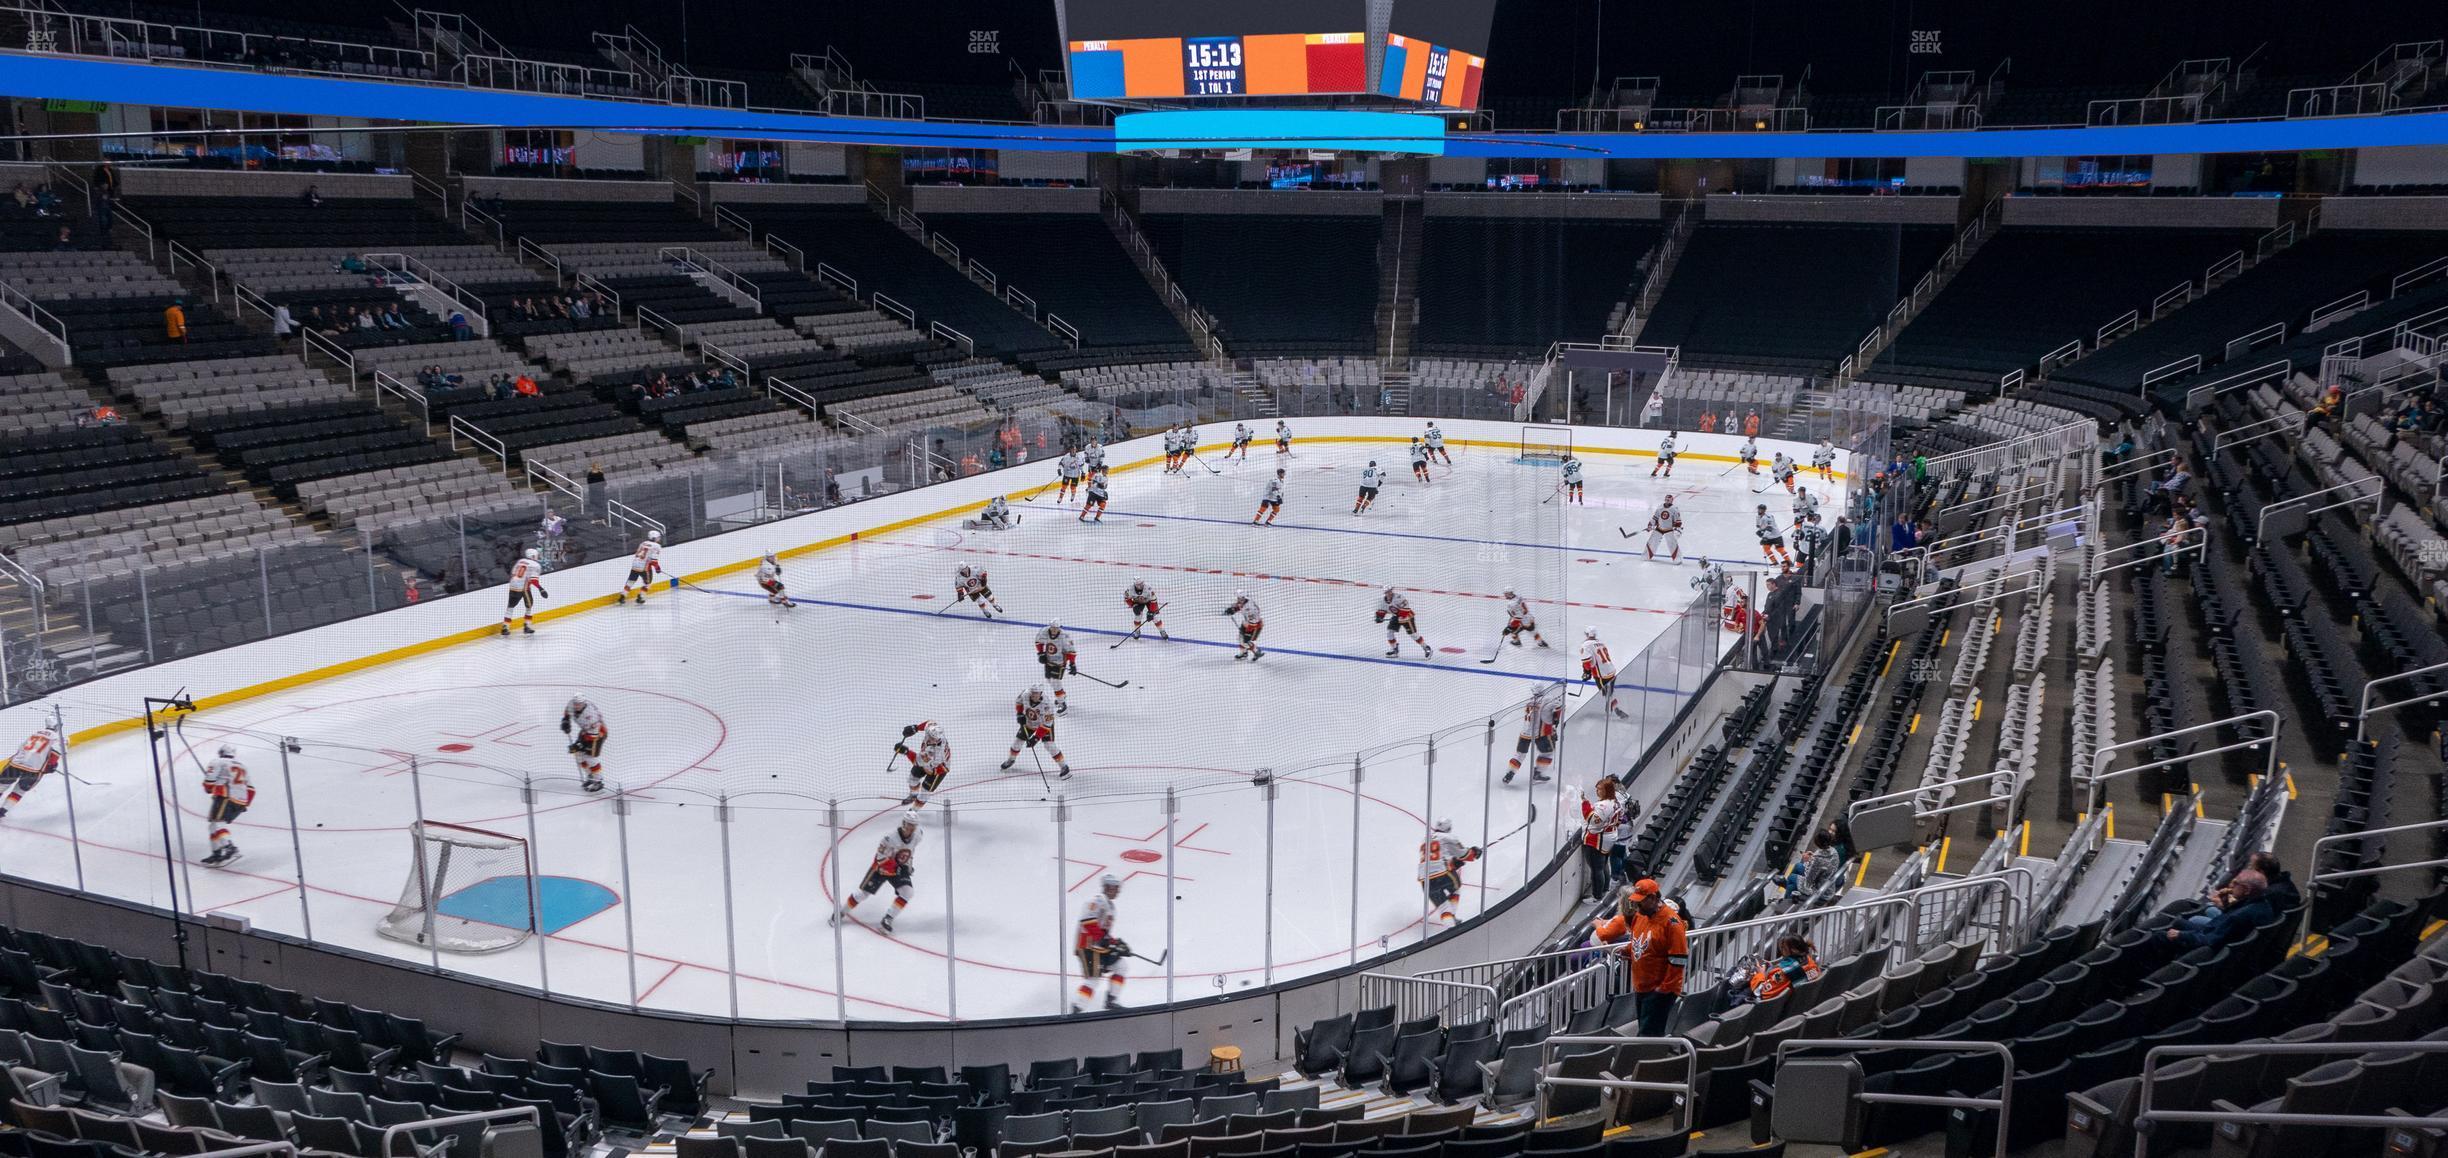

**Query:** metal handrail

left=1776, top=1039, right=2013, bottom=1158
left=657, top=246, right=762, bottom=312
left=763, top=374, right=820, bottom=413
left=872, top=293, right=916, bottom=328
left=2350, top=660, right=2448, bottom=745
left=525, top=458, right=583, bottom=505
left=606, top=499, right=666, bottom=539
left=815, top=262, right=857, bottom=297
left=299, top=327, right=355, bottom=382
left=447, top=414, right=509, bottom=476
left=0, top=279, right=70, bottom=362
left=0, top=552, right=47, bottom=634
left=1536, top=1035, right=1698, bottom=1131
left=634, top=304, right=680, bottom=343
left=166, top=240, right=220, bottom=303
left=518, top=236, right=562, bottom=281
left=378, top=1108, right=540, bottom=1158
left=460, top=198, right=506, bottom=248
left=2252, top=475, right=2383, bottom=544
left=2083, top=710, right=2279, bottom=815
left=2134, top=1042, right=2448, bottom=1158
left=370, top=368, right=431, bottom=436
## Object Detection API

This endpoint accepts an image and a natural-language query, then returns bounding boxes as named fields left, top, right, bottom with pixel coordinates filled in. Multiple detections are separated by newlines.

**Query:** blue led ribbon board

left=1113, top=109, right=1448, bottom=155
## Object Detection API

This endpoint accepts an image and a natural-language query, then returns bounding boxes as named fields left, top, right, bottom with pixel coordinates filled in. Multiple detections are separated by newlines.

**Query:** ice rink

left=0, top=425, right=1838, bottom=1021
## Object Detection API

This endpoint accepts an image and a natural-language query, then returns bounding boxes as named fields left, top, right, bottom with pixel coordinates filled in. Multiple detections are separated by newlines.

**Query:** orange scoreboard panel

left=1376, top=33, right=1484, bottom=109
left=1067, top=32, right=1367, bottom=99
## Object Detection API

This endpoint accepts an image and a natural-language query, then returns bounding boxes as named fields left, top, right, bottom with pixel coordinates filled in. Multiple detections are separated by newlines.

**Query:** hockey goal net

left=1519, top=425, right=1574, bottom=464
left=376, top=821, right=537, bottom=954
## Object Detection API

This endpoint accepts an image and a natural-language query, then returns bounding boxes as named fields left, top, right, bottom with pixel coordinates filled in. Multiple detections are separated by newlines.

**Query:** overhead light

left=1755, top=119, right=1768, bottom=130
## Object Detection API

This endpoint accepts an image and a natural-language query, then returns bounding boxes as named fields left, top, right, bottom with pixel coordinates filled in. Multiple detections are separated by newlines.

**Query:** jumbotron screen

left=1061, top=0, right=1369, bottom=99
left=1377, top=0, right=1494, bottom=108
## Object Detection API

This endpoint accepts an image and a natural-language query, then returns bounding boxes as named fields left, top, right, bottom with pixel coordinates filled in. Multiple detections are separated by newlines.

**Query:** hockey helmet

left=1583, top=626, right=1597, bottom=639
left=1433, top=818, right=1452, bottom=833
left=957, top=564, right=975, bottom=578
left=1026, top=685, right=1047, bottom=702
left=1235, top=587, right=1248, bottom=600
left=1502, top=587, right=1517, bottom=598
left=1101, top=874, right=1122, bottom=893
left=923, top=722, right=945, bottom=742
left=1661, top=494, right=1674, bottom=505
left=646, top=529, right=661, bottom=542
left=218, top=743, right=236, bottom=758
left=1757, top=504, right=1769, bottom=514
left=762, top=550, right=777, bottom=564
left=524, top=547, right=539, bottom=560
left=1046, top=624, right=1063, bottom=636
left=900, top=810, right=920, bottom=829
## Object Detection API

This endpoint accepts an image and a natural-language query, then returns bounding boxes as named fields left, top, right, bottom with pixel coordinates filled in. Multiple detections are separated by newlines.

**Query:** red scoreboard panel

left=1375, top=33, right=1484, bottom=109
left=1067, top=32, right=1366, bottom=99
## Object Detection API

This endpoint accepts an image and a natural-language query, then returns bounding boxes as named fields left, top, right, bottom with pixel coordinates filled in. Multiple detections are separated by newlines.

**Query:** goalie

left=1074, top=874, right=1128, bottom=1013
left=966, top=496, right=1017, bottom=531
left=1419, top=819, right=1483, bottom=927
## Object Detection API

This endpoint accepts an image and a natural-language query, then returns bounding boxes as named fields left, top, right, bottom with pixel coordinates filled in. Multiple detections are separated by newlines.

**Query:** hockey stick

left=1070, top=668, right=1130, bottom=690
left=1188, top=453, right=1221, bottom=475
left=1122, top=946, right=1171, bottom=966
left=1477, top=627, right=1512, bottom=664
left=1028, top=745, right=1055, bottom=798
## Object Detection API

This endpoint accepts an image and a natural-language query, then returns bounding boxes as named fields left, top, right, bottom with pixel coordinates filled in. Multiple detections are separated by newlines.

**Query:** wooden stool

left=1208, top=1045, right=1243, bottom=1073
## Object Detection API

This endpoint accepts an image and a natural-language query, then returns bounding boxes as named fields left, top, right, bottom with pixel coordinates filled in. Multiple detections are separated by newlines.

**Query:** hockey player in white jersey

left=833, top=811, right=921, bottom=933
left=1740, top=435, right=1760, bottom=476
left=1227, top=423, right=1253, bottom=461
left=1791, top=486, right=1821, bottom=525
left=502, top=548, right=549, bottom=636
left=561, top=696, right=609, bottom=792
left=1581, top=628, right=1631, bottom=719
left=1813, top=439, right=1837, bottom=482
left=1222, top=590, right=1264, bottom=661
left=951, top=564, right=1003, bottom=618
left=971, top=496, right=1015, bottom=531
left=1772, top=451, right=1799, bottom=493
left=1646, top=494, right=1686, bottom=562
left=1034, top=624, right=1077, bottom=713
left=200, top=743, right=255, bottom=865
left=1376, top=588, right=1431, bottom=658
left=1423, top=422, right=1451, bottom=465
left=1505, top=685, right=1562, bottom=783
left=1561, top=456, right=1586, bottom=504
left=1079, top=470, right=1109, bottom=523
left=894, top=721, right=951, bottom=808
left=1274, top=420, right=1292, bottom=456
left=621, top=529, right=662, bottom=604
left=1501, top=588, right=1550, bottom=649
left=1122, top=580, right=1168, bottom=641
left=1419, top=819, right=1482, bottom=926
left=1074, top=875, right=1126, bottom=1012
left=0, top=727, right=62, bottom=820
left=1084, top=440, right=1107, bottom=474
left=1253, top=469, right=1285, bottom=525
left=1409, top=438, right=1432, bottom=483
left=1001, top=685, right=1070, bottom=777
left=755, top=551, right=792, bottom=607
left=1057, top=450, right=1085, bottom=501
left=1353, top=461, right=1384, bottom=514
left=1755, top=504, right=1792, bottom=566
left=1651, top=431, right=1678, bottom=478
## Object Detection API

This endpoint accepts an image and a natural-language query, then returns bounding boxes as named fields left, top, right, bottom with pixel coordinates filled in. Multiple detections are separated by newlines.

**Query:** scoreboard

left=1062, top=0, right=1369, bottom=100
left=1376, top=33, right=1484, bottom=109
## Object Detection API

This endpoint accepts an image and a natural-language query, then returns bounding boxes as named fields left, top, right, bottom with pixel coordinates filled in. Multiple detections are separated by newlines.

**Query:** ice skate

left=1000, top=756, right=1017, bottom=770
left=880, top=913, right=896, bottom=934
left=522, top=624, right=534, bottom=635
left=582, top=776, right=604, bottom=793
left=1103, top=995, right=1121, bottom=1011
left=1057, top=765, right=1072, bottom=780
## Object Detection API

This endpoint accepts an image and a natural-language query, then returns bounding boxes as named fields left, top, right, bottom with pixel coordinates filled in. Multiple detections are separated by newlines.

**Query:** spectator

left=90, top=161, right=116, bottom=201
left=1619, top=879, right=1688, bottom=1035
left=1743, top=410, right=1761, bottom=438
left=381, top=303, right=409, bottom=330
left=1890, top=515, right=1918, bottom=552
left=355, top=308, right=377, bottom=331
left=302, top=183, right=322, bottom=208
left=491, top=374, right=514, bottom=401
left=585, top=461, right=606, bottom=514
left=570, top=294, right=591, bottom=321
left=8, top=183, right=31, bottom=211
left=163, top=299, right=188, bottom=345
left=2145, top=457, right=2193, bottom=517
left=337, top=253, right=366, bottom=274
left=401, top=572, right=422, bottom=604
left=270, top=302, right=294, bottom=346
left=1746, top=934, right=1821, bottom=1003
left=1776, top=827, right=1841, bottom=898
left=2167, top=870, right=2274, bottom=947
left=32, top=185, right=56, bottom=216
left=513, top=374, right=538, bottom=398
left=2248, top=852, right=2300, bottom=912
left=50, top=224, right=73, bottom=251
left=449, top=311, right=470, bottom=341
left=1579, top=777, right=1626, bottom=901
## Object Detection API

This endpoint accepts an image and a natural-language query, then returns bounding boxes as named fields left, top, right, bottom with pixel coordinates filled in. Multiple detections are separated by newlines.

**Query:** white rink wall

left=4, top=418, right=1847, bottom=748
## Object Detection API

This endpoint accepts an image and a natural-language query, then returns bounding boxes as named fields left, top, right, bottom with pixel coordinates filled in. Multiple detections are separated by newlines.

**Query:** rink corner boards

left=57, top=433, right=1842, bottom=747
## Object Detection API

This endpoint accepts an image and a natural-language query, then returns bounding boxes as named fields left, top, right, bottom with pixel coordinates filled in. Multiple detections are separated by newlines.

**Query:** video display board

left=1062, top=0, right=1369, bottom=100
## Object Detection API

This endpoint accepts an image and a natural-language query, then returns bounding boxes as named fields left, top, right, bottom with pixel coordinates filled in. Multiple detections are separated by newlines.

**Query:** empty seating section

left=130, top=195, right=468, bottom=253
left=1409, top=360, right=1528, bottom=420
left=1256, top=357, right=1381, bottom=414
left=106, top=354, right=351, bottom=429
left=919, top=213, right=1193, bottom=356
left=1871, top=227, right=2259, bottom=392
left=1140, top=214, right=1380, bottom=356
left=1, top=249, right=276, bottom=370
left=1415, top=217, right=1660, bottom=357
left=739, top=205, right=1067, bottom=358
left=1640, top=223, right=1951, bottom=373
left=0, top=371, right=100, bottom=435
left=0, top=423, right=216, bottom=526
left=2052, top=231, right=2448, bottom=394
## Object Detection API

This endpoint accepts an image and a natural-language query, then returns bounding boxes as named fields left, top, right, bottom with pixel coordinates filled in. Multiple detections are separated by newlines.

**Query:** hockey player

left=1001, top=685, right=1070, bottom=778
left=1772, top=451, right=1799, bottom=494
left=0, top=726, right=62, bottom=820
left=561, top=695, right=608, bottom=792
left=1274, top=420, right=1292, bottom=457
left=1376, top=587, right=1431, bottom=658
left=1755, top=504, right=1792, bottom=566
left=1561, top=456, right=1586, bottom=504
left=1651, top=431, right=1678, bottom=479
left=1057, top=449, right=1085, bottom=501
left=1223, top=589, right=1264, bottom=661
left=200, top=742, right=254, bottom=866
left=1123, top=580, right=1168, bottom=640
left=1740, top=435, right=1760, bottom=476
left=1354, top=461, right=1384, bottom=514
left=1646, top=494, right=1686, bottom=562
left=1227, top=423, right=1253, bottom=461
left=952, top=564, right=1003, bottom=618
left=1501, top=588, right=1550, bottom=649
left=834, top=810, right=921, bottom=933
left=1034, top=624, right=1078, bottom=713
left=1691, top=559, right=1730, bottom=602
left=1078, top=470, right=1109, bottom=523
left=1409, top=438, right=1432, bottom=483
left=755, top=551, right=791, bottom=608
left=1253, top=469, right=1285, bottom=525
left=1085, top=440, right=1108, bottom=475
left=1420, top=819, right=1482, bottom=926
left=1424, top=422, right=1451, bottom=465
left=1794, top=513, right=1831, bottom=575
left=502, top=547, right=548, bottom=636
left=973, top=496, right=1016, bottom=531
left=1813, top=439, right=1837, bottom=482
left=894, top=721, right=951, bottom=808
left=1791, top=486, right=1821, bottom=525
left=1074, top=874, right=1127, bottom=1012
left=1505, top=685, right=1562, bottom=783
left=1724, top=585, right=1754, bottom=633
left=1160, top=428, right=1181, bottom=474
left=621, top=529, right=663, bottom=604
left=1581, top=627, right=1631, bottom=719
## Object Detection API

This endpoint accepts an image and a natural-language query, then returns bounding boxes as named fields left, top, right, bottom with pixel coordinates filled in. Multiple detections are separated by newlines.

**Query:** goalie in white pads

left=1581, top=628, right=1631, bottom=719
left=1223, top=590, right=1264, bottom=661
left=1420, top=819, right=1482, bottom=926
left=970, top=496, right=1016, bottom=531
left=621, top=530, right=662, bottom=604
left=1074, top=875, right=1127, bottom=1012
left=200, top=743, right=254, bottom=865
left=1646, top=495, right=1685, bottom=562
left=1501, top=588, right=1550, bottom=649
left=1034, top=624, right=1077, bottom=712
left=1123, top=580, right=1168, bottom=640
left=755, top=551, right=791, bottom=607
left=1377, top=588, right=1431, bottom=658
left=1506, top=685, right=1563, bottom=783
left=1001, top=685, right=1070, bottom=778
left=833, top=811, right=920, bottom=933
left=894, top=721, right=950, bottom=808
left=951, top=564, right=1003, bottom=617
left=561, top=696, right=609, bottom=792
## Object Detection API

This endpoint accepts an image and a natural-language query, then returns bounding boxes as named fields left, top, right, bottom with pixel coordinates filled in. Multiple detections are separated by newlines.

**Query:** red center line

left=863, top=538, right=1683, bottom=616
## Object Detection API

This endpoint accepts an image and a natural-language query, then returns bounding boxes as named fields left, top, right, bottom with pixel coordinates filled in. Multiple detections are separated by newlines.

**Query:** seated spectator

left=514, top=374, right=538, bottom=397
left=1745, top=934, right=1821, bottom=1003
left=355, top=308, right=377, bottom=331
left=303, top=183, right=322, bottom=208
left=51, top=224, right=74, bottom=250
left=439, top=369, right=465, bottom=388
left=490, top=374, right=514, bottom=401
left=8, top=183, right=31, bottom=211
left=337, top=253, right=367, bottom=274
left=570, top=295, right=592, bottom=321
left=380, top=303, right=409, bottom=330
left=2167, top=870, right=2274, bottom=947
left=2247, top=851, right=2300, bottom=912
left=2144, top=457, right=2193, bottom=517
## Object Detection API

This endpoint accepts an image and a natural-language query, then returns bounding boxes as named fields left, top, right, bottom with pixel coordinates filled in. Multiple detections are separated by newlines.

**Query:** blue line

left=1016, top=502, right=1774, bottom=570
left=693, top=584, right=1687, bottom=697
